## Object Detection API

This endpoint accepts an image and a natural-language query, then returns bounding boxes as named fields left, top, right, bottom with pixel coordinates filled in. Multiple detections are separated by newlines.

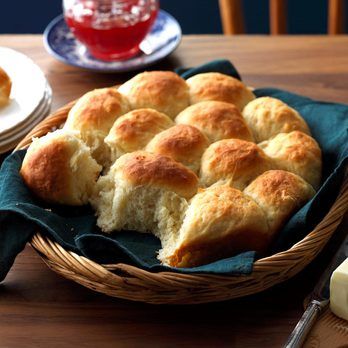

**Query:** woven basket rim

left=14, top=98, right=348, bottom=303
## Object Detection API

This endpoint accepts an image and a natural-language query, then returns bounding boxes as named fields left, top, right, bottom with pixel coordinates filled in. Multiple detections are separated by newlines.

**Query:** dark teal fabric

left=175, top=59, right=242, bottom=81
left=0, top=60, right=347, bottom=282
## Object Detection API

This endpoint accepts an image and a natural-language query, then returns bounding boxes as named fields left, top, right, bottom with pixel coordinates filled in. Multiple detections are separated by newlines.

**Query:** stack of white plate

left=0, top=47, right=52, bottom=154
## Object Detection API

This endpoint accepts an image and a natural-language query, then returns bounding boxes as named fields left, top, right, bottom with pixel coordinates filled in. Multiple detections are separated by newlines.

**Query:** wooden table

left=0, top=35, right=347, bottom=348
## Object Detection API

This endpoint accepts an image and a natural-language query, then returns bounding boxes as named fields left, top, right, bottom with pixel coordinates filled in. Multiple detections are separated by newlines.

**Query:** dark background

left=0, top=0, right=345, bottom=34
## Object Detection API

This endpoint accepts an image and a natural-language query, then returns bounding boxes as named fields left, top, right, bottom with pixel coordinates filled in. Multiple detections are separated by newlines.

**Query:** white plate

left=0, top=47, right=48, bottom=135
left=0, top=103, right=51, bottom=153
left=0, top=83, right=52, bottom=141
left=0, top=87, right=52, bottom=154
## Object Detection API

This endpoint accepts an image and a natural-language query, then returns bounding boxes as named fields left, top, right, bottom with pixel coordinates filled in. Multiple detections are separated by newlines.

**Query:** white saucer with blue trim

left=44, top=10, right=182, bottom=73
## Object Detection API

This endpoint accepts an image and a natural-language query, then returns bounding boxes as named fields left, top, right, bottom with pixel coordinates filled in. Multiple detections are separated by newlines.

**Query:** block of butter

left=330, top=257, right=348, bottom=321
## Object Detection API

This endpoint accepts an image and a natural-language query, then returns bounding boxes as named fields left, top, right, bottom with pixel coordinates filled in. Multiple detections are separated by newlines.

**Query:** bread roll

left=145, top=124, right=209, bottom=173
left=200, top=139, right=273, bottom=190
left=242, top=97, right=310, bottom=142
left=158, top=185, right=270, bottom=268
left=20, top=130, right=102, bottom=205
left=244, top=170, right=316, bottom=232
left=0, top=66, right=11, bottom=107
left=92, top=151, right=198, bottom=239
left=64, top=87, right=130, bottom=164
left=118, top=71, right=190, bottom=118
left=175, top=101, right=254, bottom=142
left=258, top=131, right=322, bottom=189
left=186, top=73, right=255, bottom=110
left=105, top=108, right=174, bottom=163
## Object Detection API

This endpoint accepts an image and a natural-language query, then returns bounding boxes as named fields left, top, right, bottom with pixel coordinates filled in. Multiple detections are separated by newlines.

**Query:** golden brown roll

left=186, top=72, right=255, bottom=110
left=242, top=97, right=310, bottom=142
left=64, top=87, right=130, bottom=164
left=20, top=129, right=102, bottom=206
left=175, top=101, right=254, bottom=142
left=0, top=66, right=11, bottom=107
left=200, top=139, right=273, bottom=190
left=145, top=124, right=209, bottom=173
left=105, top=108, right=174, bottom=163
left=118, top=71, right=190, bottom=118
left=244, top=170, right=316, bottom=232
left=258, top=131, right=322, bottom=189
left=158, top=185, right=270, bottom=268
left=92, top=151, right=198, bottom=236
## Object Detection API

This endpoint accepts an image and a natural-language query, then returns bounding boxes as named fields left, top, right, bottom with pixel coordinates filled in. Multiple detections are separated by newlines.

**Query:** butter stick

left=330, top=257, right=348, bottom=321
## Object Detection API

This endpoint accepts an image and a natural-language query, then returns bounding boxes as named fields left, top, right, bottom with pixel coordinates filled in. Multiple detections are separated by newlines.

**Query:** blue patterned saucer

left=43, top=10, right=181, bottom=73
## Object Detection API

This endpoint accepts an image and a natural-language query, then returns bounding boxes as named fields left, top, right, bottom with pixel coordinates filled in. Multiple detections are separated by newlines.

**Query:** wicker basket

left=15, top=101, right=348, bottom=305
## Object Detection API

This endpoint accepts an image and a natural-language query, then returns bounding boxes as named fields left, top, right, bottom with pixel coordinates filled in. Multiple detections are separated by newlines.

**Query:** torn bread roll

left=20, top=129, right=102, bottom=205
left=92, top=151, right=198, bottom=243
left=158, top=185, right=270, bottom=268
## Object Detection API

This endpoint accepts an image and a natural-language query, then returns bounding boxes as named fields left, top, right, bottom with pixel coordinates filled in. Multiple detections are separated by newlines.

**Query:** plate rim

left=43, top=10, right=182, bottom=73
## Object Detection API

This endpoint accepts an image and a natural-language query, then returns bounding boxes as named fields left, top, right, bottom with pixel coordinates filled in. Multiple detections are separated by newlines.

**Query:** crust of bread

left=105, top=108, right=174, bottom=160
left=175, top=101, right=254, bottom=142
left=244, top=170, right=316, bottom=232
left=21, top=139, right=72, bottom=203
left=118, top=71, right=190, bottom=118
left=145, top=124, right=209, bottom=173
left=20, top=130, right=102, bottom=205
left=65, top=87, right=130, bottom=134
left=186, top=72, right=255, bottom=110
left=114, top=151, right=198, bottom=199
left=200, top=139, right=273, bottom=190
left=258, top=131, right=322, bottom=189
left=242, top=97, right=310, bottom=142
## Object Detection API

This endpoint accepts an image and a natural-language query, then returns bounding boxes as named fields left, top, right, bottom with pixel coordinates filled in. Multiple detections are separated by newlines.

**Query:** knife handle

left=284, top=299, right=329, bottom=348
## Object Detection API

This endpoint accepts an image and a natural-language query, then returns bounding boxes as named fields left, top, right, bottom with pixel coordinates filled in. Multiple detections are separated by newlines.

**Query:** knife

left=284, top=232, right=348, bottom=348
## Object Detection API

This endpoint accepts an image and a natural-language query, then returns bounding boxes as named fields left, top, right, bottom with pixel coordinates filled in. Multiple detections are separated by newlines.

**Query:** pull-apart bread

left=20, top=70, right=322, bottom=267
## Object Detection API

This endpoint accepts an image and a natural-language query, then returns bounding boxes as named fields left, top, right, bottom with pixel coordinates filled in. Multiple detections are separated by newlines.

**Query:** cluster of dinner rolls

left=20, top=70, right=322, bottom=268
left=0, top=66, right=11, bottom=107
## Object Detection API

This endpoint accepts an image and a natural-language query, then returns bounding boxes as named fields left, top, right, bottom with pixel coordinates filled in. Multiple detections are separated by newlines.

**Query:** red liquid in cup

left=65, top=2, right=158, bottom=61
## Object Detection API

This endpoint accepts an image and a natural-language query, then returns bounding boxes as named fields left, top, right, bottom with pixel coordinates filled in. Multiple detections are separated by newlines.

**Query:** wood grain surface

left=0, top=35, right=347, bottom=348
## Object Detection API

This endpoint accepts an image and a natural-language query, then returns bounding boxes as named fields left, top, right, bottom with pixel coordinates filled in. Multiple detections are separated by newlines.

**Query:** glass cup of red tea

left=63, top=0, right=159, bottom=61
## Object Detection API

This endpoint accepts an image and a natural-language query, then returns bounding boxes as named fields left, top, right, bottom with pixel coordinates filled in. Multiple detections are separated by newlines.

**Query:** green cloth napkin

left=0, top=60, right=347, bottom=282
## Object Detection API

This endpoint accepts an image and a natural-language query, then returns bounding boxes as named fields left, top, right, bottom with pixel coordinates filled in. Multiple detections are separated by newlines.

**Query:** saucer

left=44, top=10, right=182, bottom=73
